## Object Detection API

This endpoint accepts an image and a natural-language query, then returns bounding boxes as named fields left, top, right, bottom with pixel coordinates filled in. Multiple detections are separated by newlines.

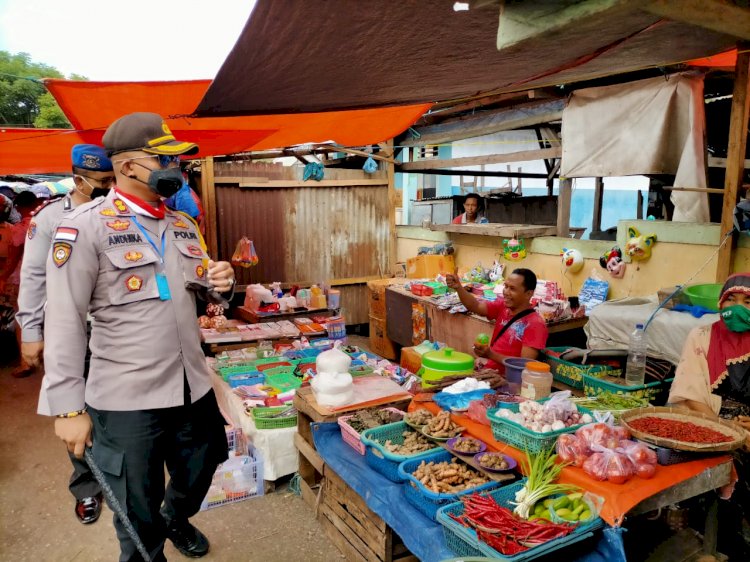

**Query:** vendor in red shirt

left=445, top=268, right=548, bottom=372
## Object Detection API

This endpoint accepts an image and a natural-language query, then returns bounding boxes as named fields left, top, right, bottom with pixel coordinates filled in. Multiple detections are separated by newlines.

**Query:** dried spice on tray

left=628, top=416, right=734, bottom=444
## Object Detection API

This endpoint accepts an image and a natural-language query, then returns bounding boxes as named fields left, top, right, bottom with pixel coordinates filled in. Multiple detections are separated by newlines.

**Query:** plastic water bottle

left=625, top=323, right=647, bottom=386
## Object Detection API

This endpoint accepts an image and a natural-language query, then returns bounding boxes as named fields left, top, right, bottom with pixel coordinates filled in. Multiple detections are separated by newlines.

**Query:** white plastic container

left=520, top=362, right=552, bottom=400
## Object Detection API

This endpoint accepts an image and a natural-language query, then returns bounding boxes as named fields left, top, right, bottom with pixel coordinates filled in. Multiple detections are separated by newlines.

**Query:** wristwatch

left=57, top=409, right=86, bottom=418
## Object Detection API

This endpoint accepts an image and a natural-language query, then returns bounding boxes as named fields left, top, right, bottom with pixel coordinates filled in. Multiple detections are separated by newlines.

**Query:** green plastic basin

left=683, top=283, right=722, bottom=312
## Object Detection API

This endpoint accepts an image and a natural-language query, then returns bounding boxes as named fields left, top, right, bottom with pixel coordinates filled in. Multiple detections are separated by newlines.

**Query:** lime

left=475, top=333, right=490, bottom=345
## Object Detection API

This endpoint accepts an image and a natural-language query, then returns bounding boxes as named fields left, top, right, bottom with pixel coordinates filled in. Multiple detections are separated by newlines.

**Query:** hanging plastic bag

left=362, top=155, right=378, bottom=174
left=231, top=237, right=259, bottom=268
left=303, top=162, right=325, bottom=181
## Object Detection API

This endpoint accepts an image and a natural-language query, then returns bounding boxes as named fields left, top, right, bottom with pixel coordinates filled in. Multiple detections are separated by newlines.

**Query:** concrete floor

left=0, top=363, right=344, bottom=562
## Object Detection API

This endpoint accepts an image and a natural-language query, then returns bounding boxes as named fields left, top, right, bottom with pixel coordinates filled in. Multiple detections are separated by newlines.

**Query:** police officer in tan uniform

left=17, top=144, right=114, bottom=524
left=39, top=113, right=233, bottom=561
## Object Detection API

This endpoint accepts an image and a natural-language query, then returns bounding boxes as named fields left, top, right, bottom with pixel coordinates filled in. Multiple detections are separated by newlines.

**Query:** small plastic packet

left=543, top=390, right=577, bottom=422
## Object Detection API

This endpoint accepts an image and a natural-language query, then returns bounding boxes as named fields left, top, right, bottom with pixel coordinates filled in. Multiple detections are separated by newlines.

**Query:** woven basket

left=620, top=406, right=746, bottom=452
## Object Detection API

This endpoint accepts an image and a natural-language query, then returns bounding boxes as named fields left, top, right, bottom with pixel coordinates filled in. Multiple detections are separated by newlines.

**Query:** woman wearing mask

left=668, top=273, right=750, bottom=561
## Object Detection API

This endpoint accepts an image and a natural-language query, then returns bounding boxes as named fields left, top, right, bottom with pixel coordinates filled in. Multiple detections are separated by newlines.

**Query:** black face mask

left=132, top=162, right=183, bottom=198
left=77, top=177, right=110, bottom=200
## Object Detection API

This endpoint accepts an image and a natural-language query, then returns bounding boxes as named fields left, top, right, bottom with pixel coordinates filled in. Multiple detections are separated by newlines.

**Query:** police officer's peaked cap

left=71, top=144, right=113, bottom=172
left=103, top=112, right=199, bottom=157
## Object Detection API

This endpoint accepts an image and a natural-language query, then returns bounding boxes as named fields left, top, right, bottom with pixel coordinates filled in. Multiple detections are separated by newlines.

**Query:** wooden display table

left=385, top=285, right=588, bottom=353
left=293, top=387, right=416, bottom=562
left=234, top=305, right=333, bottom=324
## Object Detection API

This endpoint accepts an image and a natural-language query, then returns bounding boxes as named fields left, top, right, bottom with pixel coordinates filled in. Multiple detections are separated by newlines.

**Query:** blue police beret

left=71, top=144, right=113, bottom=172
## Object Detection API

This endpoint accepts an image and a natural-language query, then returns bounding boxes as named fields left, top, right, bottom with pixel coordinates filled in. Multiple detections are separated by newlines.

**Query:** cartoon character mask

left=600, top=246, right=626, bottom=278
left=625, top=227, right=657, bottom=261
left=561, top=248, right=584, bottom=273
left=503, top=238, right=526, bottom=261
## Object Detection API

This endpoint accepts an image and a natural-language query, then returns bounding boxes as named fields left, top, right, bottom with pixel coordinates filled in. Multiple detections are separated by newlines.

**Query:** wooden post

left=592, top=177, right=604, bottom=233
left=200, top=156, right=219, bottom=258
left=716, top=44, right=750, bottom=282
left=385, top=139, right=397, bottom=276
left=556, top=177, right=572, bottom=237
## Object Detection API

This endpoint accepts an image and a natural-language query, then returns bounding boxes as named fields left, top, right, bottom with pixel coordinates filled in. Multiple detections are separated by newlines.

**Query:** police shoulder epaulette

left=66, top=196, right=106, bottom=220
left=30, top=197, right=63, bottom=217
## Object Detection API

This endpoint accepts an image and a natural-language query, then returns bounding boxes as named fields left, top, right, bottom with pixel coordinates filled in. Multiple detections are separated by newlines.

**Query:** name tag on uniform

left=156, top=273, right=172, bottom=301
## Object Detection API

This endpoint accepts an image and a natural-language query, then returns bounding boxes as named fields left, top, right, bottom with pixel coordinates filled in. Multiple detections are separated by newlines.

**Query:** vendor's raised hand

left=445, top=272, right=462, bottom=291
left=473, top=341, right=491, bottom=358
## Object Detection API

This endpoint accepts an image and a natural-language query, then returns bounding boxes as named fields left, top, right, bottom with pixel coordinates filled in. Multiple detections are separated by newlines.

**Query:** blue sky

left=0, top=0, right=256, bottom=81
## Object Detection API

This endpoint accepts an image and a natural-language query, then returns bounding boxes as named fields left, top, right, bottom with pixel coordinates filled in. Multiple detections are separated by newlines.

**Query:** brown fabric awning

left=196, top=0, right=740, bottom=116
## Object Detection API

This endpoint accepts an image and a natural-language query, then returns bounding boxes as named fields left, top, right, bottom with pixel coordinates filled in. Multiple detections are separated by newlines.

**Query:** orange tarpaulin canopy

left=688, top=48, right=738, bottom=68
left=0, top=80, right=430, bottom=175
left=44, top=79, right=430, bottom=151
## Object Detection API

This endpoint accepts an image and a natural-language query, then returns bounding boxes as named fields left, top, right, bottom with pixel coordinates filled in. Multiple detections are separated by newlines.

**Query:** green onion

left=512, top=445, right=578, bottom=519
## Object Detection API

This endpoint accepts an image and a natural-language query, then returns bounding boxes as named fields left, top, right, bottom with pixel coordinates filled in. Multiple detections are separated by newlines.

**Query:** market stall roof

left=0, top=79, right=428, bottom=175
left=44, top=79, right=429, bottom=151
left=195, top=0, right=750, bottom=116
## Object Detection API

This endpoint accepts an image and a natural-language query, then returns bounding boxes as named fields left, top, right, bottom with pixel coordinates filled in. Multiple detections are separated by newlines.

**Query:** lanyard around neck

left=131, top=215, right=167, bottom=264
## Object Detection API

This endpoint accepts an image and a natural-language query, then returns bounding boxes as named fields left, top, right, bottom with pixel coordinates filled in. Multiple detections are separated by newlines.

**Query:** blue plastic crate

left=361, top=421, right=442, bottom=482
left=436, top=481, right=602, bottom=561
left=398, top=450, right=507, bottom=521
left=283, top=348, right=321, bottom=361
left=347, top=349, right=383, bottom=363
left=226, top=373, right=264, bottom=388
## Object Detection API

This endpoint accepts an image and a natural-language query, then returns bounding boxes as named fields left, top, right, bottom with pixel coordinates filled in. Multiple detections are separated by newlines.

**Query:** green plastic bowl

left=683, top=283, right=722, bottom=312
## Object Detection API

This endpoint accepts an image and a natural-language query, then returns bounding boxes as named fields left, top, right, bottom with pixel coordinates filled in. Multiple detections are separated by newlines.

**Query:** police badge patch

left=27, top=221, right=37, bottom=240
left=196, top=265, right=205, bottom=278
left=106, top=219, right=131, bottom=231
left=100, top=208, right=117, bottom=217
left=125, top=275, right=143, bottom=292
left=52, top=242, right=72, bottom=268
left=113, top=199, right=129, bottom=214
left=187, top=244, right=203, bottom=257
left=124, top=251, right=143, bottom=262
left=172, top=220, right=189, bottom=229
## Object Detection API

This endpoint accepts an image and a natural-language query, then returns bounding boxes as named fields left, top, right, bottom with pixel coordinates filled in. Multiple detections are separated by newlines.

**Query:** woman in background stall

left=668, top=273, right=750, bottom=561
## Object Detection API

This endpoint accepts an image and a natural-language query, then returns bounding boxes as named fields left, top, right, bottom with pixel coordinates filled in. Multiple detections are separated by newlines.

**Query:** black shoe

left=75, top=493, right=103, bottom=524
left=166, top=519, right=210, bottom=558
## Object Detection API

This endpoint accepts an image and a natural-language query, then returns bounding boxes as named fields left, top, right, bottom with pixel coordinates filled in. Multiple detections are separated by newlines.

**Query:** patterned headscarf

left=708, top=273, right=750, bottom=392
left=718, top=273, right=750, bottom=308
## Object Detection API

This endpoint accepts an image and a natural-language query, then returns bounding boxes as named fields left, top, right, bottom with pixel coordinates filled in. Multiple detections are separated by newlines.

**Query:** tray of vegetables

left=398, top=450, right=505, bottom=521
left=361, top=421, right=443, bottom=482
left=488, top=393, right=593, bottom=454
left=620, top=406, right=746, bottom=452
left=338, top=407, right=405, bottom=455
left=573, top=392, right=649, bottom=420
left=437, top=446, right=602, bottom=560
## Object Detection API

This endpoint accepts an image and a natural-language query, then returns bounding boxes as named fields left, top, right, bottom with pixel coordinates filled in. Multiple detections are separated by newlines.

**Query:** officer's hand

left=473, top=342, right=491, bottom=358
left=21, top=340, right=44, bottom=368
left=445, top=273, right=462, bottom=291
left=54, top=414, right=93, bottom=459
left=207, top=260, right=235, bottom=293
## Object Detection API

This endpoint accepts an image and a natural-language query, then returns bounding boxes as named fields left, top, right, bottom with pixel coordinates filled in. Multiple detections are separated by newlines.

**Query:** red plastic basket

left=338, top=408, right=405, bottom=455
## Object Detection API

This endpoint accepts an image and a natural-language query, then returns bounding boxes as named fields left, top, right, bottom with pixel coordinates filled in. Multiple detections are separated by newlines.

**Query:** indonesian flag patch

left=52, top=242, right=72, bottom=267
left=54, top=226, right=78, bottom=242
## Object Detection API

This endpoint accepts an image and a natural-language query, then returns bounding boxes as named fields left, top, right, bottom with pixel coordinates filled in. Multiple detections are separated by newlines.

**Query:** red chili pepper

left=629, top=417, right=732, bottom=444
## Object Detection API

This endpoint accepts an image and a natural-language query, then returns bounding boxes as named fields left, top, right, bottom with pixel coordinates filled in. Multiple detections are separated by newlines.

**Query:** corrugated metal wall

left=211, top=160, right=390, bottom=324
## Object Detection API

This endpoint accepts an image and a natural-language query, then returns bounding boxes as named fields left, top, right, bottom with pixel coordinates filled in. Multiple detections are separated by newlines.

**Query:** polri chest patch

left=52, top=242, right=72, bottom=268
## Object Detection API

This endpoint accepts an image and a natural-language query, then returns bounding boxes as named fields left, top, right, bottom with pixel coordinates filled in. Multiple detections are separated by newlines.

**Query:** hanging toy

left=488, top=260, right=504, bottom=283
left=561, top=248, right=584, bottom=273
left=625, top=226, right=657, bottom=261
left=362, top=155, right=378, bottom=174
left=502, top=238, right=527, bottom=261
left=599, top=246, right=626, bottom=278
left=231, top=236, right=259, bottom=268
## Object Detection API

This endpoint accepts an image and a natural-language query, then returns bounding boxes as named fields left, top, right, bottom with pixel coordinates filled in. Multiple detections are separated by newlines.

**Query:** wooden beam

left=293, top=433, right=325, bottom=475
left=200, top=156, right=219, bottom=258
left=662, top=186, right=726, bottom=194
left=557, top=177, right=573, bottom=237
left=645, top=1, right=750, bottom=41
left=717, top=44, right=750, bottom=282
left=211, top=178, right=388, bottom=188
left=321, top=144, right=396, bottom=164
left=592, top=177, right=604, bottom=232
left=707, top=156, right=750, bottom=169
left=399, top=147, right=561, bottom=171
left=423, top=89, right=560, bottom=122
left=403, top=169, right=550, bottom=179
left=402, top=98, right=566, bottom=146
left=430, top=223, right=558, bottom=238
left=385, top=139, right=397, bottom=277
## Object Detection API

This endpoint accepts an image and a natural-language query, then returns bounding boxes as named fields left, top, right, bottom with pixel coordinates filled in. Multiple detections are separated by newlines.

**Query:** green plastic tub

left=683, top=283, right=722, bottom=312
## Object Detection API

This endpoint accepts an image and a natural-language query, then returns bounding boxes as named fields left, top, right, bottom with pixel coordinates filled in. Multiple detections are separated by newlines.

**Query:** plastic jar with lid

left=520, top=361, right=552, bottom=400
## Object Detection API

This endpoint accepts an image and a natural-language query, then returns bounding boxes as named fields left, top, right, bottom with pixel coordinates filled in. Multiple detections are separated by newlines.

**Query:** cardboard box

left=367, top=278, right=406, bottom=318
left=369, top=315, right=398, bottom=360
left=399, top=346, right=423, bottom=375
left=406, top=255, right=455, bottom=279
